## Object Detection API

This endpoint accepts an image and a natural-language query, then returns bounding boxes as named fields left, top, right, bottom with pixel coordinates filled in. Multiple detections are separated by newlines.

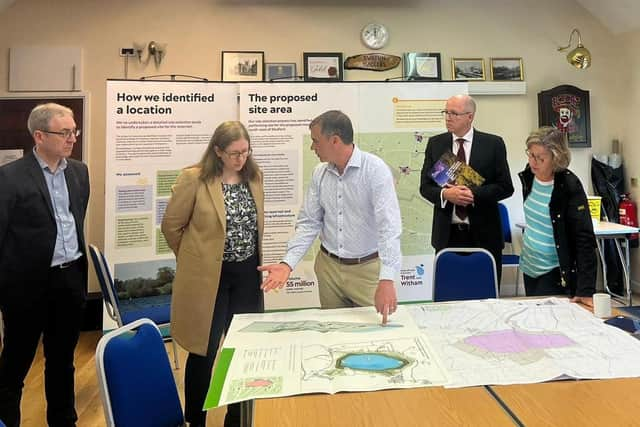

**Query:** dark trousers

left=0, top=260, right=85, bottom=427
left=185, top=253, right=262, bottom=427
left=444, top=224, right=503, bottom=287
left=524, top=267, right=567, bottom=297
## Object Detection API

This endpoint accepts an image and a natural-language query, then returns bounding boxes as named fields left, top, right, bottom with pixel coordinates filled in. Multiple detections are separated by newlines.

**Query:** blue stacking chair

left=96, top=318, right=185, bottom=427
left=433, top=248, right=498, bottom=302
left=499, top=203, right=521, bottom=296
left=89, top=244, right=179, bottom=369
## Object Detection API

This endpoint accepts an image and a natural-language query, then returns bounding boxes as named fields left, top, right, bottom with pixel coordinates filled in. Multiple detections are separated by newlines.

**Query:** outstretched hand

left=258, top=263, right=292, bottom=292
left=375, top=280, right=397, bottom=325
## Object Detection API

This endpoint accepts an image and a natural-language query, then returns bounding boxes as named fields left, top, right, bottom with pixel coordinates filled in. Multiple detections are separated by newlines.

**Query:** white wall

left=620, top=30, right=640, bottom=291
left=0, top=0, right=632, bottom=291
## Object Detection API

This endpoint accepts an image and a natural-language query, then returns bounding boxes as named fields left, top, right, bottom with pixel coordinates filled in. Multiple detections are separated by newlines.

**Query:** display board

left=104, top=80, right=466, bottom=324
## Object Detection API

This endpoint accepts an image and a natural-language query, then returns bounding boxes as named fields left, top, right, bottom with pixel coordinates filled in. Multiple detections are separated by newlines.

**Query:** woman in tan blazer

left=161, top=121, right=264, bottom=427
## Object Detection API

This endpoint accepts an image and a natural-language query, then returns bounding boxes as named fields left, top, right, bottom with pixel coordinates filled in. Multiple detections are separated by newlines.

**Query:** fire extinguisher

left=619, top=193, right=639, bottom=248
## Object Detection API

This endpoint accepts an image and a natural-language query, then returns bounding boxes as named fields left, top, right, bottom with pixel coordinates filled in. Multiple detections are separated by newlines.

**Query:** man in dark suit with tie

left=0, top=103, right=90, bottom=427
left=420, top=95, right=513, bottom=285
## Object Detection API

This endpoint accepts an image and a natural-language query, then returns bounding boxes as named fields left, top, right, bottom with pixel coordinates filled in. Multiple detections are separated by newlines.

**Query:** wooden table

left=490, top=377, right=640, bottom=426
left=487, top=303, right=639, bottom=426
left=252, top=386, right=515, bottom=427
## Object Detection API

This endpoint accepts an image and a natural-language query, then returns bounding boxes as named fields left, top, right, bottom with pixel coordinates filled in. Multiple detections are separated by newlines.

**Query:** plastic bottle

left=608, top=139, right=622, bottom=168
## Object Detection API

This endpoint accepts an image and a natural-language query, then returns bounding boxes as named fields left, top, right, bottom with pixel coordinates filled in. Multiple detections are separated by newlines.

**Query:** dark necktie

left=455, top=138, right=468, bottom=220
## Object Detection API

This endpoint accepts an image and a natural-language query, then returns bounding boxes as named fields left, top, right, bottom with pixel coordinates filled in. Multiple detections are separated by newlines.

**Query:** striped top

left=520, top=177, right=559, bottom=278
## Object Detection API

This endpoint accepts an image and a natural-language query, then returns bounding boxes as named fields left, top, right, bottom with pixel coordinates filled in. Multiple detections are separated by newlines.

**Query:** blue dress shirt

left=283, top=145, right=402, bottom=281
left=33, top=149, right=82, bottom=267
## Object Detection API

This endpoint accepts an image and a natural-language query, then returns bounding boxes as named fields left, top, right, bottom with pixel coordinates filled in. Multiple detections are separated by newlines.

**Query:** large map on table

left=407, top=298, right=640, bottom=387
left=205, top=299, right=640, bottom=408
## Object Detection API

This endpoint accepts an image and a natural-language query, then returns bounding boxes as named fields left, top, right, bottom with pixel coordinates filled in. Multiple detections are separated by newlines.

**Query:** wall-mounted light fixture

left=557, top=29, right=591, bottom=69
left=134, top=41, right=166, bottom=68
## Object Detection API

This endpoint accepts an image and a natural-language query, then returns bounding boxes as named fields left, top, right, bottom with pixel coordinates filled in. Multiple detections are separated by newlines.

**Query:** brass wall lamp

left=558, top=28, right=591, bottom=69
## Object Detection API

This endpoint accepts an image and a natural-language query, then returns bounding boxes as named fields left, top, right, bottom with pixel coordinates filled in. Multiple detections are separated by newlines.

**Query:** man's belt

left=320, top=245, right=378, bottom=265
left=52, top=257, right=82, bottom=269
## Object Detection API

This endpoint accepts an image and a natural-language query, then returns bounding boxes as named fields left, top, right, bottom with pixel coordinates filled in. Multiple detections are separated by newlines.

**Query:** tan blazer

left=161, top=167, right=264, bottom=355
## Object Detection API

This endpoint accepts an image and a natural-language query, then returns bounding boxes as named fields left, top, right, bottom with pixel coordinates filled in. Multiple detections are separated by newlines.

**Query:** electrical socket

left=631, top=177, right=638, bottom=188
left=119, top=48, right=136, bottom=57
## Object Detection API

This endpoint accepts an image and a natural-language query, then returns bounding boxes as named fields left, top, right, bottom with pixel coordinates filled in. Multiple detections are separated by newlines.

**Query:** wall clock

left=361, top=23, right=389, bottom=50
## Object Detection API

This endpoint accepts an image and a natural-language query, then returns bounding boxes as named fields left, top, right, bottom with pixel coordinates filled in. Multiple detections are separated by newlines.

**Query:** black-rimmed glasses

left=441, top=110, right=471, bottom=117
left=224, top=149, right=252, bottom=160
left=40, top=129, right=81, bottom=139
left=525, top=149, right=548, bottom=163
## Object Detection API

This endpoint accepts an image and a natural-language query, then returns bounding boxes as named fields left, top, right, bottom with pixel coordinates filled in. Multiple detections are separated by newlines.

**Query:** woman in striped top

left=518, top=127, right=596, bottom=306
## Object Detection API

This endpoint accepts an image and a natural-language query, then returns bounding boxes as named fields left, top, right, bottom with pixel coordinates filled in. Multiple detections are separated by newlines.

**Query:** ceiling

left=0, top=0, right=638, bottom=34
left=576, top=0, right=640, bottom=34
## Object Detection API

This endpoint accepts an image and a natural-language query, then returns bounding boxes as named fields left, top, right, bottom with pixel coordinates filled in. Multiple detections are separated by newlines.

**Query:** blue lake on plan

left=340, top=354, right=405, bottom=371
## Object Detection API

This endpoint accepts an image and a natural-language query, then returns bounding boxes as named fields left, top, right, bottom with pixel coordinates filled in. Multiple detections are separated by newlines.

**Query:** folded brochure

left=430, top=151, right=484, bottom=188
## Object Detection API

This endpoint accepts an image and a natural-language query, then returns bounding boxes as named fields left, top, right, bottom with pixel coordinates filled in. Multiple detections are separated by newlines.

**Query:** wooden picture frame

left=303, top=52, right=343, bottom=81
left=0, top=96, right=85, bottom=161
left=403, top=52, right=442, bottom=81
left=490, top=57, right=524, bottom=81
left=221, top=51, right=264, bottom=82
left=451, top=58, right=485, bottom=81
left=265, top=62, right=297, bottom=81
left=538, top=84, right=591, bottom=147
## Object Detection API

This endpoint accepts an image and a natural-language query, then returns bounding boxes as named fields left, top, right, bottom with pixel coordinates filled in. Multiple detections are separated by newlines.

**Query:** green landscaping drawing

left=239, top=320, right=404, bottom=334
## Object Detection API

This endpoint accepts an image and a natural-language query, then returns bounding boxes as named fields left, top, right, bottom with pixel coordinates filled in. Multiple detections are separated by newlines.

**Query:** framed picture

left=403, top=52, right=441, bottom=81
left=451, top=58, right=485, bottom=81
left=303, top=52, right=343, bottom=82
left=221, top=51, right=264, bottom=82
left=538, top=84, right=591, bottom=147
left=490, top=57, right=524, bottom=81
left=265, top=62, right=297, bottom=81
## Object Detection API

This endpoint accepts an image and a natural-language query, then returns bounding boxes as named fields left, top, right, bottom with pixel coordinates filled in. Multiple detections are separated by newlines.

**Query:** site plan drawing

left=205, top=306, right=448, bottom=408
left=407, top=298, right=640, bottom=387
left=205, top=298, right=640, bottom=408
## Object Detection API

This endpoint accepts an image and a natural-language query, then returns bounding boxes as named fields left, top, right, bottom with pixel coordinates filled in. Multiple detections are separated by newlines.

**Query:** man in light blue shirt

left=259, top=110, right=402, bottom=323
left=0, top=103, right=90, bottom=427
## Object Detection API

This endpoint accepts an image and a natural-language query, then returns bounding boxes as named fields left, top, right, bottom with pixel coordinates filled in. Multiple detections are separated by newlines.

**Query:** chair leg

left=0, top=312, right=4, bottom=348
left=171, top=339, right=180, bottom=370
left=514, top=266, right=520, bottom=297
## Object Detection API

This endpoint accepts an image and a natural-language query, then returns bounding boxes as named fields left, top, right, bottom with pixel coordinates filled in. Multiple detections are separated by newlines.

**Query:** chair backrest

left=89, top=244, right=123, bottom=326
left=498, top=203, right=512, bottom=244
left=432, top=248, right=498, bottom=302
left=498, top=203, right=513, bottom=244
left=96, top=318, right=184, bottom=427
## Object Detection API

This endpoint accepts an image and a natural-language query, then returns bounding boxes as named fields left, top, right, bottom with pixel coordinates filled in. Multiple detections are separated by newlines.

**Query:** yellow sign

left=587, top=196, right=601, bottom=221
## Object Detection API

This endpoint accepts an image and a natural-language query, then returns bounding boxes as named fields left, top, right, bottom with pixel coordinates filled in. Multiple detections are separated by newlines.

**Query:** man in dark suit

left=420, top=95, right=513, bottom=284
left=0, top=103, right=90, bottom=427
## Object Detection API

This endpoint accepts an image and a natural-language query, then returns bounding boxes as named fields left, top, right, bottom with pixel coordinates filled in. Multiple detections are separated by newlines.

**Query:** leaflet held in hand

left=430, top=151, right=485, bottom=188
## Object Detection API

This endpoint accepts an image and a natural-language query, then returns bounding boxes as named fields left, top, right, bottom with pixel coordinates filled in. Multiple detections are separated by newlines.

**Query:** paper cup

left=587, top=196, right=601, bottom=224
left=593, top=293, right=611, bottom=318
